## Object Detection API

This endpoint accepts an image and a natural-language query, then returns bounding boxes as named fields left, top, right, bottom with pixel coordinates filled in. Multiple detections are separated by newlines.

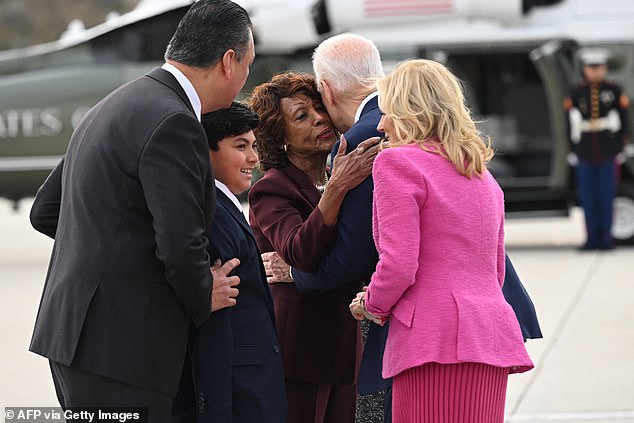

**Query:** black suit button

left=273, top=345, right=280, bottom=353
left=198, top=392, right=206, bottom=413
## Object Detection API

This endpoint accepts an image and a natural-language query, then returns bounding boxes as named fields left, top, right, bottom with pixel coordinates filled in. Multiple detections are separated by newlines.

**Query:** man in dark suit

left=175, top=103, right=286, bottom=422
left=27, top=1, right=254, bottom=421
left=290, top=33, right=542, bottom=423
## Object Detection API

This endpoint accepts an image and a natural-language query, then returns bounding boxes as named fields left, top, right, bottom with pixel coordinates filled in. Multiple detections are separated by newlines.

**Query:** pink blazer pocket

left=454, top=293, right=498, bottom=360
left=391, top=296, right=416, bottom=328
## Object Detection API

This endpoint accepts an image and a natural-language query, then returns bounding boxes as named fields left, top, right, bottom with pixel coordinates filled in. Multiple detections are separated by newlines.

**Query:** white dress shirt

left=214, top=180, right=243, bottom=212
left=354, top=91, right=379, bottom=123
left=161, top=62, right=202, bottom=122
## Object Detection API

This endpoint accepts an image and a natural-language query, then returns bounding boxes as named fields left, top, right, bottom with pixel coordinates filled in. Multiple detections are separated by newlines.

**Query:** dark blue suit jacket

left=293, top=95, right=542, bottom=395
left=293, top=96, right=390, bottom=394
left=174, top=189, right=286, bottom=423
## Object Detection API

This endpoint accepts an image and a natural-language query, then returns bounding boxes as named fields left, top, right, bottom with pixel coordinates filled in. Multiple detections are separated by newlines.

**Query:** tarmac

left=1, top=198, right=633, bottom=422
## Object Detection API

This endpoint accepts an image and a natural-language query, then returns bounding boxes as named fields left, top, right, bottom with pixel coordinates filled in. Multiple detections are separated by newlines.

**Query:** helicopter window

left=607, top=55, right=626, bottom=71
left=89, top=8, right=187, bottom=63
left=440, top=52, right=553, bottom=180
left=605, top=45, right=631, bottom=73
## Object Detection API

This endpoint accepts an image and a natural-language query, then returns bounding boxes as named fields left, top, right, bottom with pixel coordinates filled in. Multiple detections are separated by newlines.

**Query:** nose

left=313, top=108, right=330, bottom=126
left=247, top=146, right=259, bottom=163
left=377, top=115, right=385, bottom=132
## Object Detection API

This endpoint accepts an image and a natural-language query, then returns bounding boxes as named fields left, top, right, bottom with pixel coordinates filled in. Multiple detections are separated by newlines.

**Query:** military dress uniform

left=564, top=50, right=629, bottom=249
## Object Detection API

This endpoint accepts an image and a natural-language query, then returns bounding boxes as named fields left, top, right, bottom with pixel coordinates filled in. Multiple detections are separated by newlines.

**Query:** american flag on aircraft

left=364, top=0, right=453, bottom=17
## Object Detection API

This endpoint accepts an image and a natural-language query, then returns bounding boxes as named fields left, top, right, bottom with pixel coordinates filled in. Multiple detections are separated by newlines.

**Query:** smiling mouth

left=240, top=169, right=253, bottom=175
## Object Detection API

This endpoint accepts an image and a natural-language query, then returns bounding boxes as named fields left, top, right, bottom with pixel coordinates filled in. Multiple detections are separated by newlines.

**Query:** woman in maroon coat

left=247, top=72, right=379, bottom=423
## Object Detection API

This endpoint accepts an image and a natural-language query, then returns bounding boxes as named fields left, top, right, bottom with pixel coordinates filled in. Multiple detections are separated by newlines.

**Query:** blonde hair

left=377, top=59, right=494, bottom=177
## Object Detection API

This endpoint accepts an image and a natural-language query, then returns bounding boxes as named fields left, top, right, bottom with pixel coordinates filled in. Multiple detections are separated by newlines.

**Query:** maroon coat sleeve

left=248, top=166, right=336, bottom=271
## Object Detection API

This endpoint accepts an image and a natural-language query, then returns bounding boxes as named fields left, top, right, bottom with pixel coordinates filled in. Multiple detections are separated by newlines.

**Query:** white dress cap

left=578, top=48, right=610, bottom=66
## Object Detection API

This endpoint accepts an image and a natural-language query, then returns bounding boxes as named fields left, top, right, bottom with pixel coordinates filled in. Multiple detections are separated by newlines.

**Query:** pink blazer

left=365, top=143, right=533, bottom=379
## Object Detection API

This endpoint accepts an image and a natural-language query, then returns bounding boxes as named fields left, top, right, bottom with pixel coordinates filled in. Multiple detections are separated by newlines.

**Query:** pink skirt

left=392, top=362, right=509, bottom=423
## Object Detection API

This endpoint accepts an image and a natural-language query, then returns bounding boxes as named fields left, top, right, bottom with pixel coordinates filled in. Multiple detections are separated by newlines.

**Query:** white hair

left=312, top=33, right=384, bottom=96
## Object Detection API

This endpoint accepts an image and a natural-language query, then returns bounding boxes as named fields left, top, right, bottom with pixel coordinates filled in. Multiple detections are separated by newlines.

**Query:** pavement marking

left=508, top=253, right=605, bottom=415
left=507, top=410, right=634, bottom=421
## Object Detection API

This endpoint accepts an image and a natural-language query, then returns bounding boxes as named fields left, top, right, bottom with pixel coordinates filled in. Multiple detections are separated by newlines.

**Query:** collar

left=354, top=91, right=379, bottom=123
left=215, top=180, right=243, bottom=212
left=161, top=63, right=202, bottom=122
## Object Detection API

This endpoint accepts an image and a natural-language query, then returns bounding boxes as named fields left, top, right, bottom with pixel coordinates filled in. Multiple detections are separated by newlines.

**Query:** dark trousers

left=576, top=159, right=617, bottom=248
left=286, top=378, right=356, bottom=423
left=49, top=361, right=172, bottom=423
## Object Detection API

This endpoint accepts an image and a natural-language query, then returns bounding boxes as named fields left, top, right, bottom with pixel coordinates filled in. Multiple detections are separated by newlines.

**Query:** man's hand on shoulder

left=210, top=258, right=240, bottom=311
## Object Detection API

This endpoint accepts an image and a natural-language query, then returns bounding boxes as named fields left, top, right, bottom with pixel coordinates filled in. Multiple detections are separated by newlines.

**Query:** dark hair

left=164, top=0, right=252, bottom=67
left=247, top=72, right=322, bottom=171
left=202, top=102, right=259, bottom=151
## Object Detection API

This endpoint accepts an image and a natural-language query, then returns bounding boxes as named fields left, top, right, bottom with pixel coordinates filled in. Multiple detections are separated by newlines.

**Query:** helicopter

left=0, top=0, right=193, bottom=207
left=1, top=0, right=633, bottom=243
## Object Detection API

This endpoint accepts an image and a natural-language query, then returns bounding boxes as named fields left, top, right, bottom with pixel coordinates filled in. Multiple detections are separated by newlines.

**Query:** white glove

left=567, top=152, right=579, bottom=166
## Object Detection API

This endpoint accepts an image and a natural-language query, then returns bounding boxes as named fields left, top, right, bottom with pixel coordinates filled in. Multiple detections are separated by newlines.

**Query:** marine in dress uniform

left=564, top=48, right=630, bottom=250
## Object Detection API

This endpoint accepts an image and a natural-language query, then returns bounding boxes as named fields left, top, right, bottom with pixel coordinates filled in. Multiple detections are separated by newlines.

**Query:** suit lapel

left=216, top=189, right=256, bottom=244
left=215, top=189, right=276, bottom=319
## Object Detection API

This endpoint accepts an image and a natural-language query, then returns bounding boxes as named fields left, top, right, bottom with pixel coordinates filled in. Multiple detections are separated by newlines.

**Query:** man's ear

left=221, top=49, right=236, bottom=80
left=320, top=79, right=336, bottom=107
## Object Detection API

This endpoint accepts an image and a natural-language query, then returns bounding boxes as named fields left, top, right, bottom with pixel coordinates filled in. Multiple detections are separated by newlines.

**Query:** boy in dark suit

left=177, top=102, right=286, bottom=423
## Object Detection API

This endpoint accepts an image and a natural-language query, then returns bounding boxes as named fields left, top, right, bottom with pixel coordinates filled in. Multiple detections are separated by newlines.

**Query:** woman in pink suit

left=351, top=59, right=534, bottom=423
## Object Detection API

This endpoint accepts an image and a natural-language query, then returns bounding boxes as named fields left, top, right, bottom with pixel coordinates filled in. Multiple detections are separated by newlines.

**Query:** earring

left=283, top=144, right=288, bottom=152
